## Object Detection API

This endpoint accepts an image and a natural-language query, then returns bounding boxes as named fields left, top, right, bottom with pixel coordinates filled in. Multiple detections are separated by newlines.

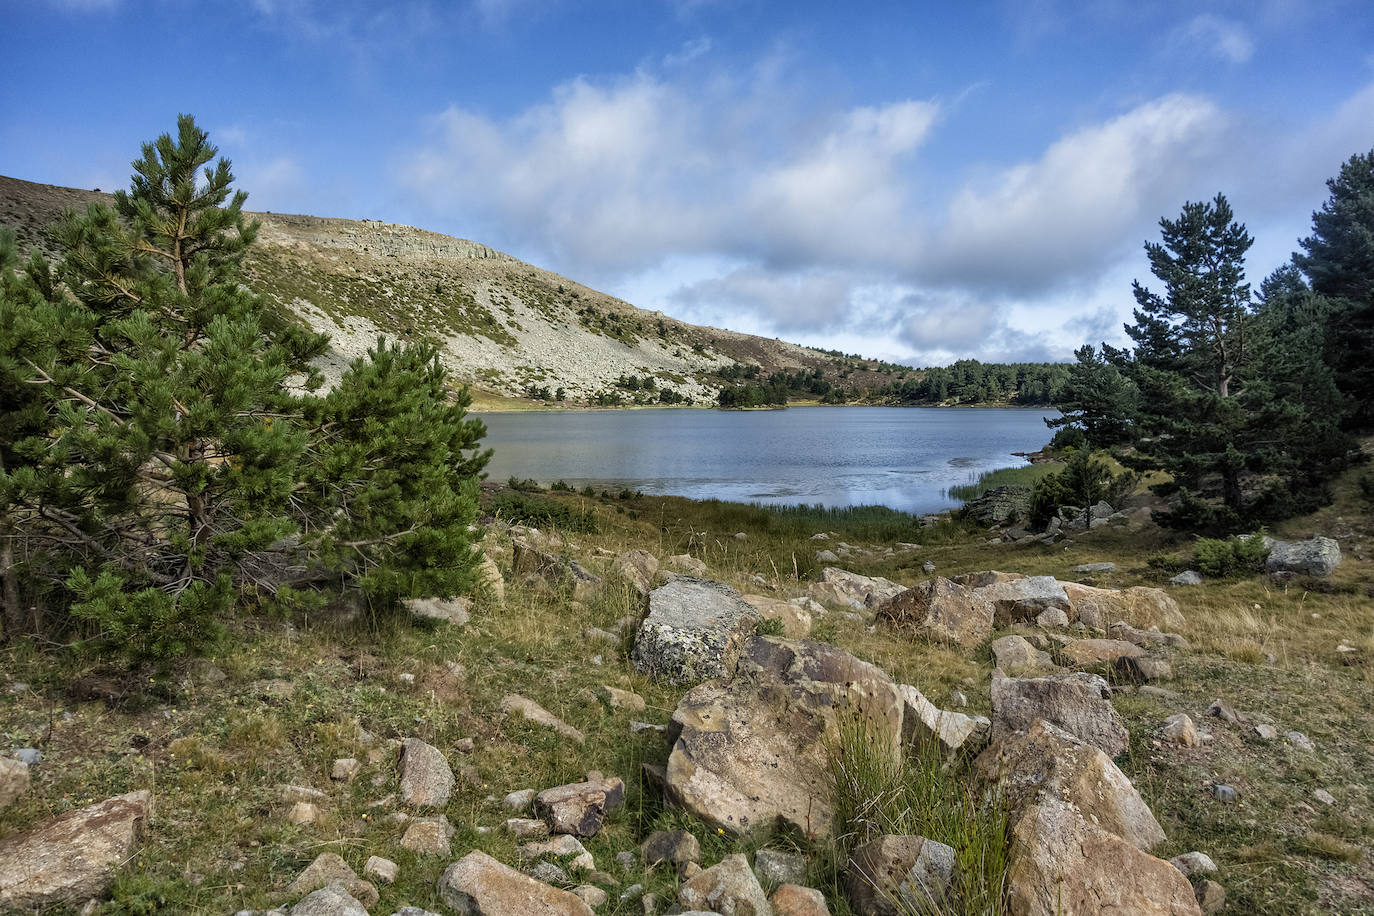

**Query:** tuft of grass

left=826, top=714, right=1010, bottom=916
left=1293, top=832, right=1364, bottom=862
left=946, top=463, right=1061, bottom=504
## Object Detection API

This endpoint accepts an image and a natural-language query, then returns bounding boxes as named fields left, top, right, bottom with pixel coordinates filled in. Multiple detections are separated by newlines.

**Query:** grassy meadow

left=1, top=469, right=1372, bottom=914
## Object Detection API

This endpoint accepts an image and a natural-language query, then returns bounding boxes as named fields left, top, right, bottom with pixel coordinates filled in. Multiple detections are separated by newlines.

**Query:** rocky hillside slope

left=1, top=175, right=908, bottom=405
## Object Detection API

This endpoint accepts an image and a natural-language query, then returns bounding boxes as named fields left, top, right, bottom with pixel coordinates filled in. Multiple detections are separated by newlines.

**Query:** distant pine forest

left=714, top=359, right=1069, bottom=408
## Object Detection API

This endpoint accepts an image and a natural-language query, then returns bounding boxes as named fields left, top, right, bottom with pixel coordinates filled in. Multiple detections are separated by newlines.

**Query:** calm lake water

left=479, top=406, right=1055, bottom=515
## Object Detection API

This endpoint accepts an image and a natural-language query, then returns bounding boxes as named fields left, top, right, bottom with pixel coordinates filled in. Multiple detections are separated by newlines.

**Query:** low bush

left=1192, top=533, right=1270, bottom=578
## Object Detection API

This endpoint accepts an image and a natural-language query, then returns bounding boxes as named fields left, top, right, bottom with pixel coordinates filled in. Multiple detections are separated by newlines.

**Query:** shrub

left=1193, top=533, right=1270, bottom=578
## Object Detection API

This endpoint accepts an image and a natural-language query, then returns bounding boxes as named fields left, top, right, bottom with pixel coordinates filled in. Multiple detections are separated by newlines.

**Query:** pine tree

left=1046, top=344, right=1139, bottom=447
left=1293, top=148, right=1374, bottom=428
left=0, top=115, right=489, bottom=662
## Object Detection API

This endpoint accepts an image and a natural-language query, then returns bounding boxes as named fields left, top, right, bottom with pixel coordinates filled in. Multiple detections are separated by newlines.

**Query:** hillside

left=1, top=175, right=913, bottom=407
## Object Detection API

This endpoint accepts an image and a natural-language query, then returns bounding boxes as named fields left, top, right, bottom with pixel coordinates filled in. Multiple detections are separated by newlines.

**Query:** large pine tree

left=0, top=116, right=489, bottom=661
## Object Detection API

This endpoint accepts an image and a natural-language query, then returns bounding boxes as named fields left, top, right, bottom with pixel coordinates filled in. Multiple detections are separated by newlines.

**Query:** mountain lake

left=479, top=406, right=1057, bottom=514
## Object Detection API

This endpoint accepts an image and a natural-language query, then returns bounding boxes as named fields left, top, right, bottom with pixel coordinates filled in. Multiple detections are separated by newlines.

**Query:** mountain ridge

left=1, top=174, right=910, bottom=406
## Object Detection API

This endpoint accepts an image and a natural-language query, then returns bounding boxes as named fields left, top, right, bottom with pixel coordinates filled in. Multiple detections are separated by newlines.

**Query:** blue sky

left=4, top=0, right=1373, bottom=365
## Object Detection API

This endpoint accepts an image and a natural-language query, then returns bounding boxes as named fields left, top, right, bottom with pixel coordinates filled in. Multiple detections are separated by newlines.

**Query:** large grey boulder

left=1007, top=798, right=1201, bottom=916
left=975, top=719, right=1165, bottom=851
left=990, top=671, right=1129, bottom=757
left=1266, top=535, right=1341, bottom=577
left=438, top=850, right=594, bottom=915
left=665, top=636, right=905, bottom=839
left=677, top=853, right=772, bottom=916
left=875, top=577, right=994, bottom=648
left=845, top=834, right=955, bottom=916
left=631, top=577, right=760, bottom=685
left=0, top=790, right=151, bottom=910
left=399, top=737, right=454, bottom=808
left=973, top=576, right=1071, bottom=628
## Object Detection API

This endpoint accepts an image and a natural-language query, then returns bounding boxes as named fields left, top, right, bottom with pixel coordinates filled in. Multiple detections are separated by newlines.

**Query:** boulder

left=291, top=884, right=369, bottom=916
left=438, top=850, right=594, bottom=915
left=1059, top=638, right=1147, bottom=669
left=845, top=834, right=955, bottom=916
left=500, top=694, right=586, bottom=743
left=875, top=577, right=994, bottom=648
left=898, top=685, right=990, bottom=756
left=1062, top=583, right=1185, bottom=631
left=991, top=635, right=1057, bottom=675
left=1266, top=535, right=1341, bottom=577
left=399, top=737, right=454, bottom=809
left=677, top=853, right=771, bottom=916
left=965, top=486, right=1031, bottom=526
left=286, top=853, right=379, bottom=909
left=990, top=671, right=1129, bottom=757
left=973, top=576, right=1071, bottom=628
left=0, top=790, right=152, bottom=911
left=665, top=554, right=709, bottom=576
left=808, top=568, right=906, bottom=612
left=641, top=830, right=701, bottom=868
left=1169, top=570, right=1203, bottom=587
left=1169, top=852, right=1217, bottom=878
left=513, top=538, right=604, bottom=600
left=742, top=594, right=814, bottom=639
left=1006, top=798, right=1201, bottom=916
left=1116, top=655, right=1173, bottom=684
left=771, top=884, right=830, bottom=916
left=612, top=549, right=660, bottom=594
left=0, top=756, right=29, bottom=810
left=665, top=636, right=904, bottom=838
left=975, top=720, right=1165, bottom=851
left=630, top=577, right=760, bottom=685
left=1074, top=562, right=1116, bottom=575
left=401, top=816, right=455, bottom=856
left=518, top=834, right=595, bottom=872
left=404, top=596, right=471, bottom=625
left=364, top=856, right=398, bottom=885
left=1035, top=607, right=1070, bottom=629
left=1161, top=714, right=1200, bottom=748
left=535, top=775, right=624, bottom=837
left=594, top=685, right=646, bottom=712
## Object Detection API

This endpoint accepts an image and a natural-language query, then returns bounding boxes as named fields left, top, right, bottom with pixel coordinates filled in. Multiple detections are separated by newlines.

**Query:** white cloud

left=1175, top=14, right=1255, bottom=64
left=664, top=36, right=713, bottom=68
left=928, top=94, right=1229, bottom=293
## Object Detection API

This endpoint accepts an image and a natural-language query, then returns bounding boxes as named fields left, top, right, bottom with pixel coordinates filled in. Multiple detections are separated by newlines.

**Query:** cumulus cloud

left=927, top=94, right=1229, bottom=293
left=400, top=71, right=935, bottom=271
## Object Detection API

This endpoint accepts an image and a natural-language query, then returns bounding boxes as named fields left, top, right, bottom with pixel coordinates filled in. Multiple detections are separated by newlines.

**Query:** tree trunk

left=0, top=530, right=21, bottom=641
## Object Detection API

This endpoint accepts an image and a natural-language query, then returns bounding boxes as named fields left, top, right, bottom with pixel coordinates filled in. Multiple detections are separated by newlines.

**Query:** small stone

left=1161, top=713, right=1199, bottom=747
left=1196, top=879, right=1227, bottom=915
left=949, top=690, right=968, bottom=707
left=501, top=694, right=586, bottom=743
left=398, top=737, right=454, bottom=809
left=291, top=884, right=368, bottom=916
left=331, top=758, right=362, bottom=783
left=363, top=856, right=397, bottom=885
left=0, top=758, right=31, bottom=810
left=279, top=784, right=328, bottom=804
left=1212, top=784, right=1238, bottom=803
left=535, top=775, right=624, bottom=837
left=1286, top=731, right=1315, bottom=751
left=520, top=834, right=595, bottom=872
left=678, top=853, right=771, bottom=916
left=641, top=830, right=701, bottom=868
left=573, top=885, right=609, bottom=908
left=400, top=815, right=454, bottom=856
left=1169, top=570, right=1203, bottom=586
left=529, top=861, right=571, bottom=884
left=596, top=685, right=647, bottom=712
left=922, top=561, right=936, bottom=574
left=1314, top=788, right=1336, bottom=805
left=286, top=854, right=378, bottom=909
left=505, top=817, right=550, bottom=838
left=1169, top=851, right=1217, bottom=878
left=1254, top=723, right=1277, bottom=740
left=12, top=749, right=40, bottom=767
left=616, top=851, right=637, bottom=871
left=455, top=737, right=476, bottom=753
left=1207, top=698, right=1244, bottom=724
left=287, top=802, right=322, bottom=825
left=398, top=672, right=416, bottom=686
left=503, top=788, right=536, bottom=811
left=629, top=721, right=665, bottom=735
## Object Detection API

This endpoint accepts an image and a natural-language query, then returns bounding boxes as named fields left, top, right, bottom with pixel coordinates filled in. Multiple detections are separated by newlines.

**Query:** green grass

left=3, top=458, right=1374, bottom=914
left=945, top=463, right=1062, bottom=503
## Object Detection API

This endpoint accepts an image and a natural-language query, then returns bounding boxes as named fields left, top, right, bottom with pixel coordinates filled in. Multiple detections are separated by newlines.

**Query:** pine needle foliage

left=0, top=115, right=489, bottom=664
